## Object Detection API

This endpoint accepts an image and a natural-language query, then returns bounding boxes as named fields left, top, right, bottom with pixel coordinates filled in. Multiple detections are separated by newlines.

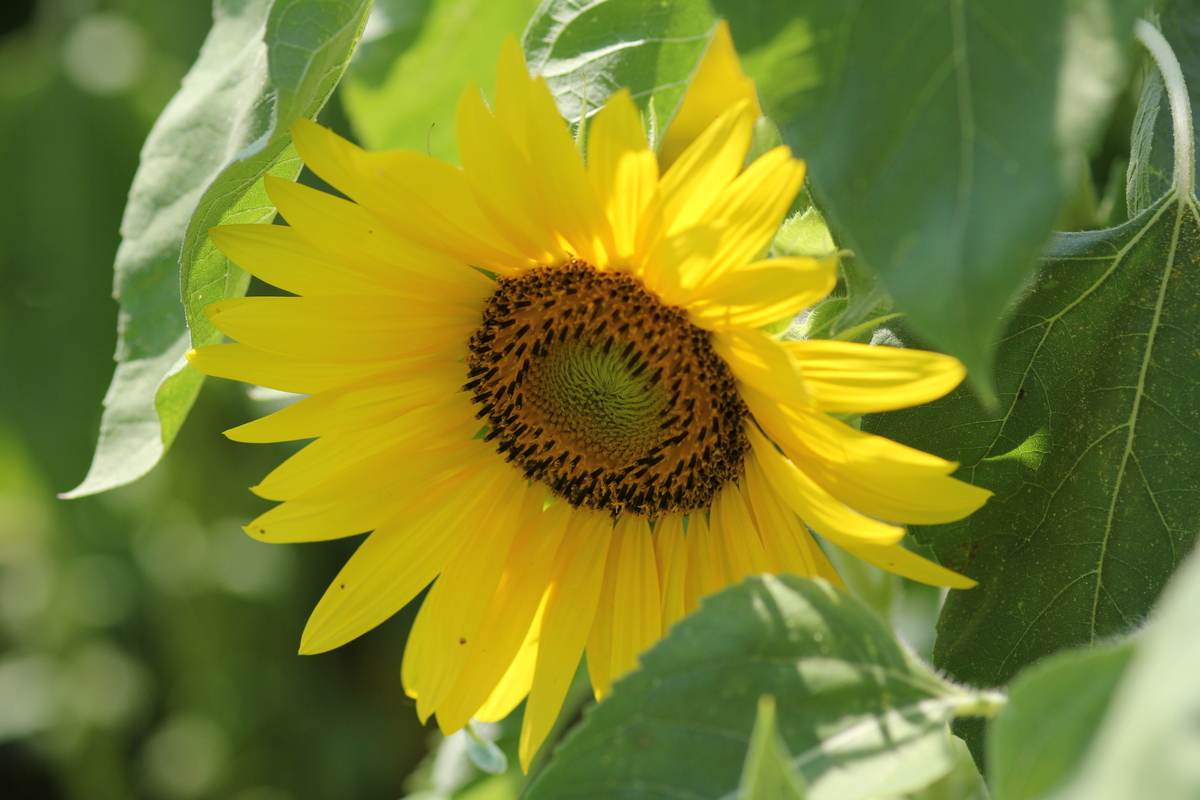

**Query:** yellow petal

left=298, top=462, right=513, bottom=654
left=472, top=592, right=546, bottom=723
left=223, top=361, right=462, bottom=443
left=456, top=83, right=567, bottom=264
left=263, top=172, right=498, bottom=293
left=205, top=295, right=475, bottom=364
left=434, top=503, right=571, bottom=732
left=587, top=89, right=658, bottom=263
left=407, top=476, right=535, bottom=722
left=604, top=516, right=661, bottom=697
left=186, top=343, right=380, bottom=395
left=741, top=454, right=818, bottom=577
left=289, top=118, right=530, bottom=275
left=251, top=396, right=478, bottom=500
left=208, top=224, right=383, bottom=297
left=687, top=257, right=836, bottom=331
left=493, top=36, right=613, bottom=264
left=745, top=389, right=993, bottom=525
left=711, top=328, right=814, bottom=406
left=640, top=100, right=756, bottom=250
left=641, top=224, right=719, bottom=306
left=659, top=20, right=761, bottom=171
left=585, top=519, right=623, bottom=701
left=784, top=340, right=967, bottom=414
left=519, top=512, right=612, bottom=771
left=683, top=510, right=721, bottom=615
left=248, top=443, right=491, bottom=542
left=653, top=514, right=689, bottom=632
left=252, top=426, right=393, bottom=501
left=713, top=483, right=772, bottom=581
left=746, top=423, right=906, bottom=545
left=698, top=147, right=807, bottom=284
left=742, top=455, right=847, bottom=590
left=828, top=537, right=977, bottom=589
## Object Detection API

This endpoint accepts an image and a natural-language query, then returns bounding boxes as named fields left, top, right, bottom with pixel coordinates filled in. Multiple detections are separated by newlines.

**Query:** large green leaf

left=712, top=0, right=1148, bottom=381
left=733, top=696, right=808, bottom=800
left=1051, top=542, right=1200, bottom=800
left=341, top=0, right=542, bottom=162
left=65, top=0, right=372, bottom=498
left=525, top=575, right=996, bottom=800
left=864, top=184, right=1200, bottom=760
left=522, top=0, right=717, bottom=129
left=987, top=640, right=1135, bottom=800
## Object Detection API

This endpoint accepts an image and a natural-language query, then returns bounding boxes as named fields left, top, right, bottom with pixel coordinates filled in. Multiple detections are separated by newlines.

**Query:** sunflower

left=188, top=24, right=990, bottom=768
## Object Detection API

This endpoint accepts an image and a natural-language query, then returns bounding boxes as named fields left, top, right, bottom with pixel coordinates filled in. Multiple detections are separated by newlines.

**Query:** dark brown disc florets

left=464, top=260, right=748, bottom=516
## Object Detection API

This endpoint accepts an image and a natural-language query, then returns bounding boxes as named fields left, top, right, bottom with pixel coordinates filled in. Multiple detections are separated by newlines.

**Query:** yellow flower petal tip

left=660, top=20, right=762, bottom=170
left=188, top=40, right=990, bottom=760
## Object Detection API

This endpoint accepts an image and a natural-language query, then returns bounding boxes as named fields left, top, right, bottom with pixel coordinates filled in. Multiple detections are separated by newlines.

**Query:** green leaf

left=734, top=696, right=807, bottom=800
left=522, top=0, right=717, bottom=129
left=341, top=0, right=542, bottom=162
left=1052, top=543, right=1200, bottom=800
left=864, top=185, right=1200, bottom=760
left=988, top=640, right=1135, bottom=800
left=65, top=0, right=372, bottom=498
left=525, top=575, right=995, bottom=800
left=772, top=207, right=835, bottom=259
left=465, top=721, right=509, bottom=775
left=401, top=665, right=592, bottom=800
left=713, top=0, right=1149, bottom=381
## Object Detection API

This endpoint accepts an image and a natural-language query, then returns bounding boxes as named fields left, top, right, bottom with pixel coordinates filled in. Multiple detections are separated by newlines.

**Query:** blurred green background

left=0, top=2, right=971, bottom=798
left=0, top=2, right=438, bottom=797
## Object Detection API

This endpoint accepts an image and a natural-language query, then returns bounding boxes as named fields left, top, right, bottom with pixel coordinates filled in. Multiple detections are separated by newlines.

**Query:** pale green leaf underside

left=67, top=0, right=371, bottom=498
left=523, top=0, right=717, bottom=132
left=988, top=639, right=1135, bottom=800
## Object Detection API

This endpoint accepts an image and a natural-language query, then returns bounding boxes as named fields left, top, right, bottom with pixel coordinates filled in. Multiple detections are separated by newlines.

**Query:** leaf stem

left=952, top=689, right=1008, bottom=719
left=1135, top=19, right=1195, bottom=196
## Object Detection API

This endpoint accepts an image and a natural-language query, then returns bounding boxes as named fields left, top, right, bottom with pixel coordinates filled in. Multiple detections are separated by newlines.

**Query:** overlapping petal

left=687, top=256, right=836, bottom=330
left=587, top=89, right=658, bottom=265
left=786, top=339, right=967, bottom=413
left=658, top=20, right=761, bottom=170
left=289, top=118, right=531, bottom=274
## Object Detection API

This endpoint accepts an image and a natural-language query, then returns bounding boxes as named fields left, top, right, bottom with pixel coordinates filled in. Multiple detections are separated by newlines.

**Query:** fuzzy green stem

left=1136, top=19, right=1195, bottom=196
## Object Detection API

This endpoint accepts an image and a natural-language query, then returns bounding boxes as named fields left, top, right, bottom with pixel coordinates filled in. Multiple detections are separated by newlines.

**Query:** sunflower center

left=465, top=260, right=748, bottom=516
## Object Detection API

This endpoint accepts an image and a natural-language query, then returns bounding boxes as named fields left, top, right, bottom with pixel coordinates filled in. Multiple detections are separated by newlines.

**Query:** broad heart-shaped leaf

left=65, top=0, right=372, bottom=498
left=987, top=640, right=1134, bottom=800
left=524, top=575, right=992, bottom=800
left=340, top=0, right=543, bottom=162
left=1052, top=542, right=1200, bottom=800
left=522, top=0, right=716, bottom=127
left=863, top=189, right=1200, bottom=763
left=710, top=0, right=1148, bottom=382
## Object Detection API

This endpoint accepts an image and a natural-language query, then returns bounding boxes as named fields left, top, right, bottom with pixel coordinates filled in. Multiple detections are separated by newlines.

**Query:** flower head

left=188, top=24, right=990, bottom=768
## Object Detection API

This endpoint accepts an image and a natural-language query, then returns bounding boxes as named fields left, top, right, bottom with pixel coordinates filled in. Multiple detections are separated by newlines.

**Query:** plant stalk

left=1135, top=19, right=1195, bottom=196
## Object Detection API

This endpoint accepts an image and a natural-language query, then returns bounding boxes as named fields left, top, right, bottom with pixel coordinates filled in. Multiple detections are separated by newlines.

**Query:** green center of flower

left=531, top=338, right=669, bottom=465
left=465, top=261, right=748, bottom=516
